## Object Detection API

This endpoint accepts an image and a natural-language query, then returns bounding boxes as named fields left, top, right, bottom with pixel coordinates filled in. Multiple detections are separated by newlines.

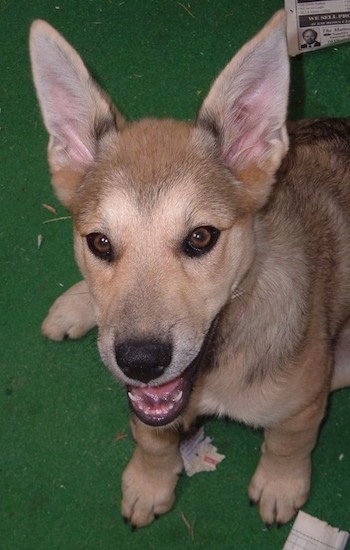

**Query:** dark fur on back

left=272, top=119, right=350, bottom=336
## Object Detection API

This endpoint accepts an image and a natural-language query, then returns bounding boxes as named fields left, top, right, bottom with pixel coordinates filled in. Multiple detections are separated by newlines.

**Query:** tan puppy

left=30, top=11, right=350, bottom=528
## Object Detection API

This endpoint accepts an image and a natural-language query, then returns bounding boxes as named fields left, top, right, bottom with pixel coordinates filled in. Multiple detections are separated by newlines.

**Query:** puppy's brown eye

left=183, top=226, right=220, bottom=258
left=86, top=232, right=112, bottom=262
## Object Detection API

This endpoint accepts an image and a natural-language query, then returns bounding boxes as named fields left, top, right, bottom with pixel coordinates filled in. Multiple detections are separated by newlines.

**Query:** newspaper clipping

left=285, top=0, right=350, bottom=55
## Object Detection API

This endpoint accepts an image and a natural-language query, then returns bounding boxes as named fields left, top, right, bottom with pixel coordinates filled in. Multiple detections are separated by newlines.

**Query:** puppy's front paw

left=42, top=280, right=96, bottom=341
left=121, top=447, right=183, bottom=528
left=248, top=454, right=310, bottom=525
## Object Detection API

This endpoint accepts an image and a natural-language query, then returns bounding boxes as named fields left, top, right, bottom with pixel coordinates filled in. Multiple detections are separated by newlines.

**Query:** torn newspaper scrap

left=283, top=511, right=349, bottom=550
left=285, top=0, right=350, bottom=56
left=179, top=426, right=225, bottom=477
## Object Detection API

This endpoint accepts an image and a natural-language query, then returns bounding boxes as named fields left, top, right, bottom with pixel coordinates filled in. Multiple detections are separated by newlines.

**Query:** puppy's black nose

left=115, top=340, right=172, bottom=383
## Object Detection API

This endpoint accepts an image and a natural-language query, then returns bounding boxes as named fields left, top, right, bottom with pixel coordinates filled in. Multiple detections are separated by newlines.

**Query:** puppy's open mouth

left=126, top=319, right=217, bottom=427
left=127, top=362, right=196, bottom=427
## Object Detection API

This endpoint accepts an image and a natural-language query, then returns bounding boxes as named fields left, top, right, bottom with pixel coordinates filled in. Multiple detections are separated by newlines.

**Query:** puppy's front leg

left=249, top=393, right=327, bottom=525
left=122, top=417, right=183, bottom=528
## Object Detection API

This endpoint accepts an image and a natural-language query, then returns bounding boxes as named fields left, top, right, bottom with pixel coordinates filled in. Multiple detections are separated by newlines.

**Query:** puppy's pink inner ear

left=44, top=81, right=94, bottom=168
left=50, top=123, right=94, bottom=168
left=222, top=81, right=282, bottom=170
left=197, top=10, right=289, bottom=185
left=30, top=21, right=117, bottom=173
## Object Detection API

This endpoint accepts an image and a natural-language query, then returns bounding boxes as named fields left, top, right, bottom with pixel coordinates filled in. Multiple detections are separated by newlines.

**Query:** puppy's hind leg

left=42, top=280, right=96, bottom=341
left=332, top=319, right=350, bottom=390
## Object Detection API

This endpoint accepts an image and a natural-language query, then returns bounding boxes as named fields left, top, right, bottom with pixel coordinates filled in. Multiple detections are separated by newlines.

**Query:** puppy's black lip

left=126, top=316, right=218, bottom=427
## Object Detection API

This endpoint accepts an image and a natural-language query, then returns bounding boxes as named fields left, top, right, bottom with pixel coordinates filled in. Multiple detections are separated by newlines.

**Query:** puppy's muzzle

left=115, top=340, right=172, bottom=383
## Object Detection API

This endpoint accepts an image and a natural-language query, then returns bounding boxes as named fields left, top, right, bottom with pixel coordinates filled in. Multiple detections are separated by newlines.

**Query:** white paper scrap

left=179, top=426, right=225, bottom=477
left=283, top=511, right=349, bottom=550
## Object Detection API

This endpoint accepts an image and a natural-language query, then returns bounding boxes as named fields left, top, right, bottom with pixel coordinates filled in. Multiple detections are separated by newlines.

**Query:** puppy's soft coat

left=30, top=11, right=350, bottom=528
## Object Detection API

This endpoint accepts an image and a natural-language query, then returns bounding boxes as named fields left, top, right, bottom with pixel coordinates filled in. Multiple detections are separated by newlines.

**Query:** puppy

left=30, top=10, right=350, bottom=528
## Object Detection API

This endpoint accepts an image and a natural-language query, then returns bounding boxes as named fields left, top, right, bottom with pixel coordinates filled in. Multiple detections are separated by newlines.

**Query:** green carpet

left=1, top=1, right=350, bottom=548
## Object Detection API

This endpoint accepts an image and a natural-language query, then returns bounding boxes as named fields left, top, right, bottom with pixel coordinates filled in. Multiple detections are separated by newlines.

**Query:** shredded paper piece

left=179, top=426, right=225, bottom=477
left=283, top=511, right=349, bottom=550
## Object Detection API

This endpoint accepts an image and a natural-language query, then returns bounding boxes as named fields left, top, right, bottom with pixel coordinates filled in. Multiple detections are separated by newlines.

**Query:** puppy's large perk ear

left=30, top=21, right=124, bottom=209
left=197, top=10, right=289, bottom=210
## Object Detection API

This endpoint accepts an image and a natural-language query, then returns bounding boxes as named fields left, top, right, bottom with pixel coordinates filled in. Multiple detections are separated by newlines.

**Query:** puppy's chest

left=191, top=317, right=297, bottom=429
left=193, top=360, right=301, bottom=429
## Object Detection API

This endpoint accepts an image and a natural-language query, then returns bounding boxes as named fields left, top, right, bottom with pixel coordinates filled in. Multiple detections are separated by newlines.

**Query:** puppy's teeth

left=128, top=391, right=141, bottom=403
left=174, top=390, right=183, bottom=403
